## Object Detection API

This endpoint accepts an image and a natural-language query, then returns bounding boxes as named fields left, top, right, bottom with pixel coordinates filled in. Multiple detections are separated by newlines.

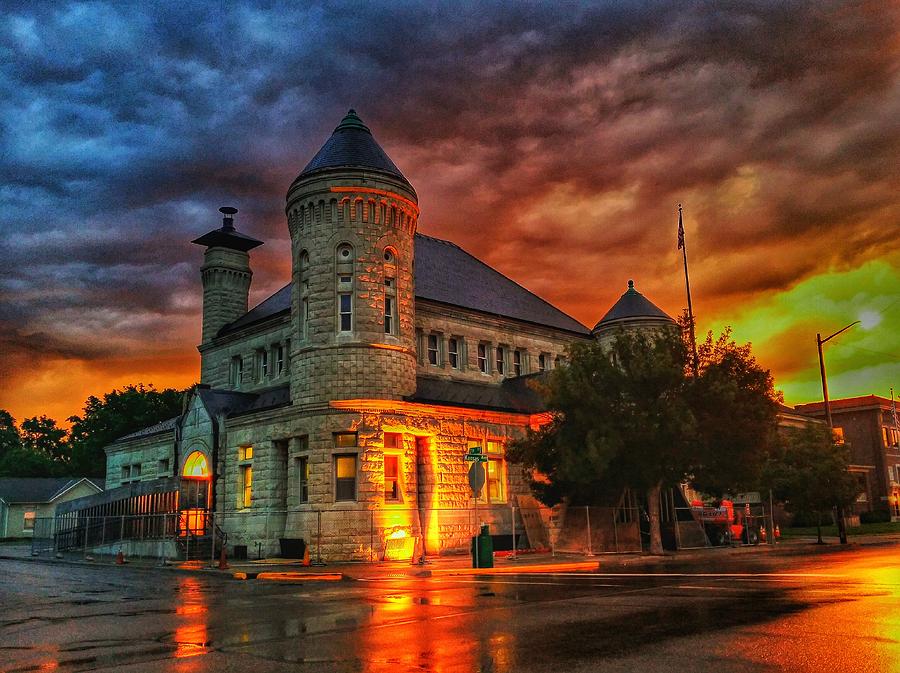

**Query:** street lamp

left=816, top=320, right=860, bottom=545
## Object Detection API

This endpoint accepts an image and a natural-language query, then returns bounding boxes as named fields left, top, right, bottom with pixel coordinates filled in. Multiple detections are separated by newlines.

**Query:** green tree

left=509, top=327, right=780, bottom=555
left=20, top=415, right=69, bottom=462
left=68, top=384, right=186, bottom=476
left=0, top=446, right=65, bottom=477
left=765, top=424, right=860, bottom=544
left=0, top=410, right=22, bottom=462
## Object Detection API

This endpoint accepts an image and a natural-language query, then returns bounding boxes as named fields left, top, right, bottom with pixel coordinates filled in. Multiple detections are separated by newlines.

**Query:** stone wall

left=199, top=314, right=292, bottom=390
left=105, top=432, right=176, bottom=489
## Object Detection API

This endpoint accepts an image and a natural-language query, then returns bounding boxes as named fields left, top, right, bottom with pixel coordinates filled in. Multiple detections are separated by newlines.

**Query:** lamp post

left=816, top=320, right=860, bottom=545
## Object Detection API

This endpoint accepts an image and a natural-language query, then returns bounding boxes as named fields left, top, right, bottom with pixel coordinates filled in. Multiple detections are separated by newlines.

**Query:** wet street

left=1, top=546, right=898, bottom=672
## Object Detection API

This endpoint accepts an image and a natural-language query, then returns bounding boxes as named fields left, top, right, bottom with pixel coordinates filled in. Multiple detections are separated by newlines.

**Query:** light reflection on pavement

left=0, top=546, right=898, bottom=672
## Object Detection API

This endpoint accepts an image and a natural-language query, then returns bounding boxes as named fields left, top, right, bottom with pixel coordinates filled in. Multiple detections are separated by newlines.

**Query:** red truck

left=690, top=499, right=760, bottom=546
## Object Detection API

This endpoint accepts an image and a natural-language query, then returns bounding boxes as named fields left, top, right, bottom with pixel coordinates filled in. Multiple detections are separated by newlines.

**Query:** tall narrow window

left=259, top=349, right=268, bottom=380
left=478, top=344, right=489, bottom=373
left=23, top=512, right=35, bottom=531
left=297, top=456, right=309, bottom=504
left=230, top=356, right=243, bottom=387
left=238, top=446, right=253, bottom=509
left=448, top=338, right=459, bottom=369
left=538, top=353, right=548, bottom=372
left=472, top=440, right=506, bottom=503
left=299, top=251, right=311, bottom=340
left=275, top=344, right=285, bottom=375
left=513, top=350, right=522, bottom=376
left=496, top=346, right=506, bottom=375
left=427, top=334, right=439, bottom=366
left=384, top=276, right=397, bottom=335
left=335, top=455, right=357, bottom=501
left=384, top=455, right=400, bottom=502
left=336, top=244, right=354, bottom=333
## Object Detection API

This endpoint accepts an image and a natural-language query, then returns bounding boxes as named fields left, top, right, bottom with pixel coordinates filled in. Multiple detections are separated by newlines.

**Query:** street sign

left=465, top=446, right=488, bottom=462
left=467, top=462, right=486, bottom=496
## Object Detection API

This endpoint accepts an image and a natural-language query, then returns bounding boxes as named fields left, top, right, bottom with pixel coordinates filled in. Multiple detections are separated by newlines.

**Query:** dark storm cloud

left=0, top=1, right=897, bottom=417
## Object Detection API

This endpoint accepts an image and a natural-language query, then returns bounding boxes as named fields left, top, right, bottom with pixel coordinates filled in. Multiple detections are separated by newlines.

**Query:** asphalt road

left=1, top=546, right=898, bottom=672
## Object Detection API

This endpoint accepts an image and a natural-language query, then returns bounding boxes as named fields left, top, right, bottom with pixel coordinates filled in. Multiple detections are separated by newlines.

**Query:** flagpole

left=678, top=204, right=699, bottom=376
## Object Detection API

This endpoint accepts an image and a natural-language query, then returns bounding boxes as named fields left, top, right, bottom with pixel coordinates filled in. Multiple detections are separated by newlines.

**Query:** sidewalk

left=3, top=535, right=898, bottom=581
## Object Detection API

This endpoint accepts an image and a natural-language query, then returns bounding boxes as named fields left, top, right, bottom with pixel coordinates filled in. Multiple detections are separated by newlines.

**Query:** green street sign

left=465, top=446, right=488, bottom=462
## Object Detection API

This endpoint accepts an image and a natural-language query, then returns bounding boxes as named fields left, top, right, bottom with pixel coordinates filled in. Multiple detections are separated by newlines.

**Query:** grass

left=780, top=521, right=900, bottom=538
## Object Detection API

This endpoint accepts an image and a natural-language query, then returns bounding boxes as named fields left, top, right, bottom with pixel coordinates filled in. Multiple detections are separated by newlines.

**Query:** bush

left=859, top=509, right=891, bottom=524
left=788, top=510, right=834, bottom=528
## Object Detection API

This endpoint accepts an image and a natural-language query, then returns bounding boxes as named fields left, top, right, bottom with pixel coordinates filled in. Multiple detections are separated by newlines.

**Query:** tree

left=509, top=327, right=780, bottom=555
left=765, top=424, right=860, bottom=544
left=687, top=329, right=781, bottom=497
left=509, top=329, right=696, bottom=555
left=0, top=446, right=65, bottom=478
left=0, top=410, right=22, bottom=462
left=20, top=415, right=69, bottom=462
left=68, top=384, right=186, bottom=476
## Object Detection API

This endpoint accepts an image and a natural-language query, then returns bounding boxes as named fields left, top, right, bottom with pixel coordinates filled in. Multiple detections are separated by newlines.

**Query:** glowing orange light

left=369, top=342, right=411, bottom=353
left=328, top=186, right=419, bottom=214
left=387, top=528, right=408, bottom=540
left=182, top=451, right=209, bottom=478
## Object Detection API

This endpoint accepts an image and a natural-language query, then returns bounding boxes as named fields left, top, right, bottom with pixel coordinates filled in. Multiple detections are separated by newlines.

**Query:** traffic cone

left=774, top=525, right=781, bottom=540
left=218, top=546, right=229, bottom=570
left=115, top=549, right=125, bottom=565
left=302, top=545, right=311, bottom=567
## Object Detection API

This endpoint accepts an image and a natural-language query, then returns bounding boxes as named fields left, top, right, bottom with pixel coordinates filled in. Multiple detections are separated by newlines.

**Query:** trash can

left=279, top=538, right=306, bottom=559
left=233, top=544, right=248, bottom=560
left=471, top=524, right=494, bottom=568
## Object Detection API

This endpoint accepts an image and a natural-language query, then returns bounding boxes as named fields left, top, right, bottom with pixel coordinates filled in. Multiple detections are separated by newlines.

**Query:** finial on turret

left=627, top=279, right=635, bottom=290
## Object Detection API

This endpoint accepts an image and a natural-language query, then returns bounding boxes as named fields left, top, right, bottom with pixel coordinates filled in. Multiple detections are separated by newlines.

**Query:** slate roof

left=409, top=374, right=548, bottom=414
left=292, top=109, right=413, bottom=192
left=113, top=416, right=179, bottom=443
left=0, top=478, right=104, bottom=504
left=593, top=280, right=675, bottom=331
left=218, top=234, right=590, bottom=337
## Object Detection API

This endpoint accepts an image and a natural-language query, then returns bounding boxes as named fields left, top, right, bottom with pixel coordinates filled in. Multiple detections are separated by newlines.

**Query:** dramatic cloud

left=1, top=1, right=898, bottom=423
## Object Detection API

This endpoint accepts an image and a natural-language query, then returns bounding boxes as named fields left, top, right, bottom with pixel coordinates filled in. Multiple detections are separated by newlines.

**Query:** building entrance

left=180, top=451, right=211, bottom=535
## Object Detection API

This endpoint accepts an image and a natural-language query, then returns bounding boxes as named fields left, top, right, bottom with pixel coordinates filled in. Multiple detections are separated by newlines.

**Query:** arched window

left=336, top=243, right=354, bottom=332
left=299, top=251, right=310, bottom=339
left=383, top=247, right=398, bottom=335
left=183, top=451, right=209, bottom=478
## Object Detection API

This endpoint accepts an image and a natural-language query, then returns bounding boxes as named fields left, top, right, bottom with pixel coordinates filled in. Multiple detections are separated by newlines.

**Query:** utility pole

left=816, top=321, right=860, bottom=546
left=678, top=204, right=699, bottom=377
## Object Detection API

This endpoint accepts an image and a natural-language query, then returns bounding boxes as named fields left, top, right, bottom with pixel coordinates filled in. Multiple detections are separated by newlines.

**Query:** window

left=259, top=349, right=269, bottom=380
left=334, top=432, right=358, bottom=448
left=230, top=356, right=243, bottom=387
left=238, top=446, right=253, bottom=508
left=131, top=464, right=142, bottom=478
left=427, top=334, right=439, bottom=366
left=299, top=252, right=310, bottom=341
left=833, top=427, right=845, bottom=444
left=448, top=338, right=459, bottom=369
left=538, top=353, right=548, bottom=371
left=336, top=244, right=354, bottom=332
left=496, top=346, right=505, bottom=375
left=275, top=344, right=285, bottom=375
left=513, top=350, right=522, bottom=376
left=335, top=455, right=357, bottom=501
left=384, top=278, right=396, bottom=335
left=23, top=511, right=35, bottom=531
left=384, top=455, right=401, bottom=502
left=158, top=458, right=170, bottom=475
left=478, top=344, right=489, bottom=374
left=384, top=432, right=402, bottom=449
left=121, top=465, right=131, bottom=480
left=239, top=465, right=253, bottom=508
left=297, top=456, right=309, bottom=504
left=486, top=440, right=506, bottom=503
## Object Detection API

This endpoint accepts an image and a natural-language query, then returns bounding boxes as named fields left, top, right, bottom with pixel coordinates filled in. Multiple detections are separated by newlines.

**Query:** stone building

left=66, top=110, right=676, bottom=560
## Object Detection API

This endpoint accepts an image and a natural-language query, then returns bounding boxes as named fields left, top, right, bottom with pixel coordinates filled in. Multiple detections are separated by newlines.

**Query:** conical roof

left=593, top=280, right=675, bottom=332
left=292, top=109, right=413, bottom=192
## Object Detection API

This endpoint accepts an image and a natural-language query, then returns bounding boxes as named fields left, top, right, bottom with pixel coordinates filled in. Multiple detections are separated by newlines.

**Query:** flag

left=677, top=205, right=685, bottom=250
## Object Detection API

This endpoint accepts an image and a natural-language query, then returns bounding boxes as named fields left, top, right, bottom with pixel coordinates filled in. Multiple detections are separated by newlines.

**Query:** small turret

left=192, top=207, right=263, bottom=347
left=592, top=280, right=676, bottom=346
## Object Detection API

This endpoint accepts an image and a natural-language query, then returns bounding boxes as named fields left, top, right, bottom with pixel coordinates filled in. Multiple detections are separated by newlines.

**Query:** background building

left=0, top=478, right=103, bottom=538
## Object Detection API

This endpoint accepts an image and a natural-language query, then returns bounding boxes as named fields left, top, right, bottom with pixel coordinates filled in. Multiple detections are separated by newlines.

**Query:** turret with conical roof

left=286, top=110, right=418, bottom=405
left=592, top=280, right=677, bottom=346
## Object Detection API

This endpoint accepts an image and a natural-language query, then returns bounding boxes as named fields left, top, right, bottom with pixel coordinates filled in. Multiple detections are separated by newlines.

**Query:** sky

left=1, top=0, right=898, bottom=425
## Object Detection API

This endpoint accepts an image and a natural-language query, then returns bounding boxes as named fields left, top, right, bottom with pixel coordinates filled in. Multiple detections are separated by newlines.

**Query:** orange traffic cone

left=115, top=549, right=125, bottom=565
left=302, top=545, right=311, bottom=567
left=774, top=525, right=781, bottom=540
